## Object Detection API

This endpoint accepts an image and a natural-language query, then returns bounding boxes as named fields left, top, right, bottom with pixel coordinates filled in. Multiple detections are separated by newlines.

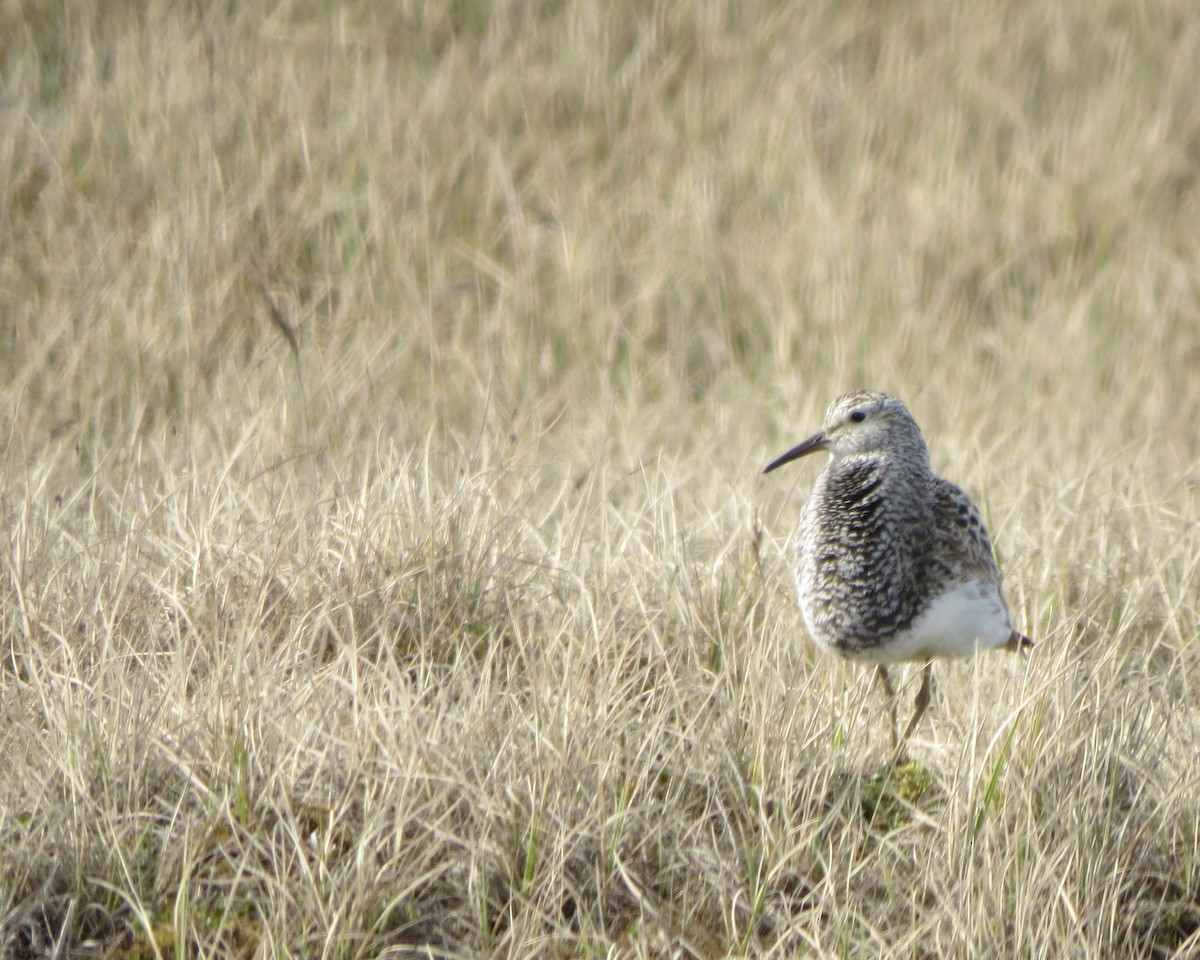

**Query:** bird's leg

left=874, top=665, right=900, bottom=751
left=897, top=661, right=936, bottom=749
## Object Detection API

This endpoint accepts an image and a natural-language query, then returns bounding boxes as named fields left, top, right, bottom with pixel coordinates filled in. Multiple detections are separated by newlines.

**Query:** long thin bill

left=762, top=430, right=828, bottom=474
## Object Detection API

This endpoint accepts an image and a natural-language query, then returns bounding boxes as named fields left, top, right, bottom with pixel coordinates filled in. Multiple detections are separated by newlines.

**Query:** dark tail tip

left=1006, top=630, right=1035, bottom=655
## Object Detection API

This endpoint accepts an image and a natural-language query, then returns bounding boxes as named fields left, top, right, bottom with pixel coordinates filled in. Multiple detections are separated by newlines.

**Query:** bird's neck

left=817, top=451, right=933, bottom=518
left=829, top=449, right=931, bottom=480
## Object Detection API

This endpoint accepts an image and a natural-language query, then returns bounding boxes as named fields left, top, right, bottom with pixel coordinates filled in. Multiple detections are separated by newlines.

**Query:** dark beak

left=763, top=429, right=828, bottom=474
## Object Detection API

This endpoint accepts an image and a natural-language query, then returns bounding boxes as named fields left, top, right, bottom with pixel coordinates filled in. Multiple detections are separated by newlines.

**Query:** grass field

left=3, top=1, right=1200, bottom=957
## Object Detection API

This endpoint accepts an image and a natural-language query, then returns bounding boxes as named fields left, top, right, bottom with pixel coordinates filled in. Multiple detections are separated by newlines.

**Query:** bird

left=763, top=390, right=1032, bottom=753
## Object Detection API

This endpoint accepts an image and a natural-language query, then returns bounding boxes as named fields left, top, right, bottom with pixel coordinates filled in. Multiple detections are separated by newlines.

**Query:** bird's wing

left=930, top=477, right=1000, bottom=579
left=931, top=477, right=1035, bottom=649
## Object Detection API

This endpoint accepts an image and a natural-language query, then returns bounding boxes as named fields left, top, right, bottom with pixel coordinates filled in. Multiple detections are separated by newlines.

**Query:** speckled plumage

left=764, top=390, right=1032, bottom=748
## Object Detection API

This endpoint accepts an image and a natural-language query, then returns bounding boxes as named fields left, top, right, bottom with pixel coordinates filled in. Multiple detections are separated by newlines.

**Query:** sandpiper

left=764, top=390, right=1032, bottom=750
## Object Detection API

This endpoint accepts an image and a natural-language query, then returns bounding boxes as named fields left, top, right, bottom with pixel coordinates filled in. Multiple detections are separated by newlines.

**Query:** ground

left=2, top=2, right=1199, bottom=957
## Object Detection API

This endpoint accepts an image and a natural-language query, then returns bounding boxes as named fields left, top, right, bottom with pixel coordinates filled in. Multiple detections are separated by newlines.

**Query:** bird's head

left=763, top=391, right=926, bottom=473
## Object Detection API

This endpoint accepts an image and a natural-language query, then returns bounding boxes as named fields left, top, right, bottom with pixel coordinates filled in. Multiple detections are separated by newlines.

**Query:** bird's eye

left=849, top=410, right=867, bottom=423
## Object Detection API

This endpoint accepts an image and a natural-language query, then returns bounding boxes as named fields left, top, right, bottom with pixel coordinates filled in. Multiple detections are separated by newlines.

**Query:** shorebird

left=764, top=391, right=1032, bottom=751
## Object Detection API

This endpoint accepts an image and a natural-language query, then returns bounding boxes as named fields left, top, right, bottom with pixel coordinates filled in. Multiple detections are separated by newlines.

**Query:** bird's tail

left=1003, top=630, right=1034, bottom=655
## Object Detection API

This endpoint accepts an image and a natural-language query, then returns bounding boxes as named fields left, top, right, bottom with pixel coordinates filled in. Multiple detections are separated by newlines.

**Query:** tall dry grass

left=2, top=1, right=1199, bottom=957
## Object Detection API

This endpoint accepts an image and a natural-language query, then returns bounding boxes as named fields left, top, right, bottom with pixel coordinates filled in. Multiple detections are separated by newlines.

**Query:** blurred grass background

left=2, top=1, right=1199, bottom=957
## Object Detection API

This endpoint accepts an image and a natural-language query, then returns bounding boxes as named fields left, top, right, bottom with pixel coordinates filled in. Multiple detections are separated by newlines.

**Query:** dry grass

left=3, top=1, right=1200, bottom=957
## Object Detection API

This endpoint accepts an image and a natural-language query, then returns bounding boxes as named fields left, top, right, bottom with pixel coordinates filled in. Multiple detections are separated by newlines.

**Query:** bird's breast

left=796, top=463, right=934, bottom=653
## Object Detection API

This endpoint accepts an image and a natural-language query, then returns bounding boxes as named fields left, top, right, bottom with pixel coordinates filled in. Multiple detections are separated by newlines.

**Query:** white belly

left=826, top=578, right=1014, bottom=664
